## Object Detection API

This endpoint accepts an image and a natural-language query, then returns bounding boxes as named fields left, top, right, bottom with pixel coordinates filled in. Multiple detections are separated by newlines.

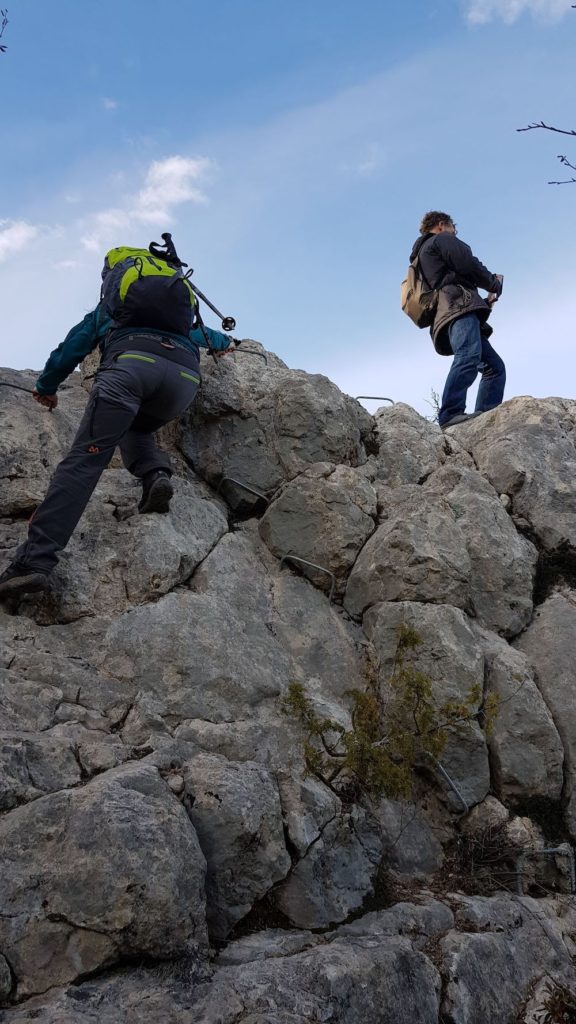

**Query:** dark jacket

left=411, top=232, right=502, bottom=355
left=35, top=304, right=233, bottom=394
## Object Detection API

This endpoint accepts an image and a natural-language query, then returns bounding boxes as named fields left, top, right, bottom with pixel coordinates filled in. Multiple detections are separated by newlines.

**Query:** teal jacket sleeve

left=191, top=324, right=233, bottom=352
left=35, top=305, right=111, bottom=394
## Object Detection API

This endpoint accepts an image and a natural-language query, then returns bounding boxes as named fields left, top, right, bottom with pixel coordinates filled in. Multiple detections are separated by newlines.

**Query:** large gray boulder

left=344, top=485, right=472, bottom=618
left=371, top=402, right=446, bottom=486
left=477, top=627, right=564, bottom=802
left=0, top=764, right=207, bottom=1000
left=0, top=369, right=87, bottom=518
left=515, top=592, right=576, bottom=836
left=456, top=396, right=576, bottom=551
left=259, top=462, right=377, bottom=594
left=345, top=468, right=536, bottom=635
left=441, top=895, right=576, bottom=1024
left=181, top=752, right=291, bottom=938
left=424, top=463, right=537, bottom=637
left=181, top=348, right=371, bottom=507
left=274, top=805, right=384, bottom=928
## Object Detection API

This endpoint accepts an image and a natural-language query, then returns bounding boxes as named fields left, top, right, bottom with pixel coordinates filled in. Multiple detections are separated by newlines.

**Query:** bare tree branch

left=0, top=8, right=8, bottom=53
left=517, top=121, right=576, bottom=137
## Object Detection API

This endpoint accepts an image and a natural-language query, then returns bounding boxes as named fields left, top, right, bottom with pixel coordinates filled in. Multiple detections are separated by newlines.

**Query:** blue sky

left=1, top=0, right=575, bottom=415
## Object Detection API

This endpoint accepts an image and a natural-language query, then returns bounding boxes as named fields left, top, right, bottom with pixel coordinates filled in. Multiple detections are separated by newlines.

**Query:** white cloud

left=0, top=220, right=39, bottom=262
left=80, top=155, right=212, bottom=250
left=102, top=97, right=118, bottom=110
left=465, top=0, right=570, bottom=24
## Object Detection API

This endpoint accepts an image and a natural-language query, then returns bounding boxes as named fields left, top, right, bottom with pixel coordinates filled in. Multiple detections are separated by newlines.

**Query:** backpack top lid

left=103, top=247, right=165, bottom=275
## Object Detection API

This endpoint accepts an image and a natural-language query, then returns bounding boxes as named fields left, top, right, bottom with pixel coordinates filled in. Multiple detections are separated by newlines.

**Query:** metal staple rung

left=515, top=846, right=576, bottom=895
left=217, top=476, right=270, bottom=505
left=431, top=758, right=469, bottom=815
left=355, top=395, right=394, bottom=404
left=279, top=554, right=336, bottom=603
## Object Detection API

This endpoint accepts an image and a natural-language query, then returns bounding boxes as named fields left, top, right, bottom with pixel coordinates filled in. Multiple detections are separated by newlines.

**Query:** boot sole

left=139, top=478, right=174, bottom=514
left=0, top=572, right=48, bottom=598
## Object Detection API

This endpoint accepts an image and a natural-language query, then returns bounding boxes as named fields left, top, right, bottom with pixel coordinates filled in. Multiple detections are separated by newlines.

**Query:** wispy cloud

left=102, top=97, right=118, bottom=110
left=465, top=0, right=571, bottom=24
left=80, top=155, right=212, bottom=251
left=0, top=220, right=39, bottom=262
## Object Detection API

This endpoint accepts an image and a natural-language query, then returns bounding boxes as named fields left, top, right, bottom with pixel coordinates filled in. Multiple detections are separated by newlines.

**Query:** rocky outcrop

left=2, top=351, right=576, bottom=1021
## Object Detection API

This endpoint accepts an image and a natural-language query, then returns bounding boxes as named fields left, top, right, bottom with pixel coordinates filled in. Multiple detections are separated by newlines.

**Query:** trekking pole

left=185, top=280, right=236, bottom=333
left=149, top=233, right=237, bottom=333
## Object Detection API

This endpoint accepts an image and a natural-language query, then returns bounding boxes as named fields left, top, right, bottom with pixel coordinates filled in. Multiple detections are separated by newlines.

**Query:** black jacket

left=411, top=232, right=501, bottom=355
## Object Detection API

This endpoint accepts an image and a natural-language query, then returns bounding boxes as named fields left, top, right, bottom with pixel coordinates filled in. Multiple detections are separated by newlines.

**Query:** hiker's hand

left=216, top=341, right=237, bottom=357
left=33, top=391, right=58, bottom=411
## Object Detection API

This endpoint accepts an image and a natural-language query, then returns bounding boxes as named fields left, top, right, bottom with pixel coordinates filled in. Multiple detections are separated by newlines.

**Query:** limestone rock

left=375, top=799, right=444, bottom=879
left=181, top=752, right=291, bottom=939
left=477, top=627, right=564, bottom=802
left=514, top=592, right=576, bottom=836
left=182, top=351, right=371, bottom=508
left=371, top=402, right=446, bottom=486
left=274, top=805, right=385, bottom=928
left=276, top=771, right=341, bottom=858
left=0, top=369, right=87, bottom=518
left=0, top=731, right=82, bottom=811
left=193, top=935, right=441, bottom=1024
left=7, top=475, right=228, bottom=624
left=344, top=485, right=471, bottom=618
left=259, top=462, right=377, bottom=595
left=425, top=464, right=537, bottom=636
left=441, top=895, right=575, bottom=1024
left=0, top=764, right=207, bottom=999
left=457, top=396, right=576, bottom=552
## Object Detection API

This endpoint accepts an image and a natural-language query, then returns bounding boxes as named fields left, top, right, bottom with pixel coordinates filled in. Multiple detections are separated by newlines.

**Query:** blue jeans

left=438, top=314, right=506, bottom=426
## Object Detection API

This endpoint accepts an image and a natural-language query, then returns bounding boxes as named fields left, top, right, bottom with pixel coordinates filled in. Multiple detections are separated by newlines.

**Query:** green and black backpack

left=101, top=245, right=198, bottom=336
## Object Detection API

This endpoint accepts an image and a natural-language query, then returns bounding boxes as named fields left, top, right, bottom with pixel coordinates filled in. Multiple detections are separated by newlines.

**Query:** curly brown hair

left=420, top=211, right=454, bottom=234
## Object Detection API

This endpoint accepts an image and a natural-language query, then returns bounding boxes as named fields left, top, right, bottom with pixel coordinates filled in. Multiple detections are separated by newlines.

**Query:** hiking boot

left=0, top=562, right=49, bottom=599
left=440, top=413, right=475, bottom=431
left=138, top=469, right=174, bottom=514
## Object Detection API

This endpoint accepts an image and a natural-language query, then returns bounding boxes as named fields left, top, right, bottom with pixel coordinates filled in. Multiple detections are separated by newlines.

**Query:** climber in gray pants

left=12, top=345, right=200, bottom=579
left=0, top=310, right=235, bottom=599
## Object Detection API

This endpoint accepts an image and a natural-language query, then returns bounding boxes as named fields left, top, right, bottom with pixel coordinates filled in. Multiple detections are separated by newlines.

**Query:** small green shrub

left=283, top=624, right=494, bottom=801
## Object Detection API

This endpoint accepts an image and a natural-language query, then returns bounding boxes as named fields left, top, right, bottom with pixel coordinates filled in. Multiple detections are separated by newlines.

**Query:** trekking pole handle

left=188, top=281, right=236, bottom=332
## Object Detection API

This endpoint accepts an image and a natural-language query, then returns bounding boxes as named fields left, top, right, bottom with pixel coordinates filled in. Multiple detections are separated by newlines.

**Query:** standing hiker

left=409, top=211, right=505, bottom=430
left=0, top=237, right=236, bottom=599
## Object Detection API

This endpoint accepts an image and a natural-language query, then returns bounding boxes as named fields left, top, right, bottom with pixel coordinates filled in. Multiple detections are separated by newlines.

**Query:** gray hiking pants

left=14, top=348, right=200, bottom=573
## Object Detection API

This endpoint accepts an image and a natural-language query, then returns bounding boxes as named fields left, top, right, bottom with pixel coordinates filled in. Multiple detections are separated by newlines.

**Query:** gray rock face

left=457, top=396, right=576, bottom=551
left=182, top=350, right=371, bottom=506
left=344, top=485, right=472, bottom=618
left=345, top=467, right=536, bottom=635
left=441, top=896, right=576, bottom=1024
left=181, top=753, right=291, bottom=939
left=0, top=731, right=82, bottom=811
left=375, top=799, right=445, bottom=878
left=515, top=592, right=576, bottom=835
left=0, top=370, right=87, bottom=517
left=424, top=464, right=537, bottom=636
left=364, top=602, right=490, bottom=808
left=274, top=805, right=385, bottom=928
left=3, top=366, right=576, bottom=1020
left=191, top=935, right=442, bottom=1024
left=371, top=402, right=446, bottom=486
left=0, top=765, right=207, bottom=998
left=259, top=462, right=377, bottom=594
left=478, top=627, right=564, bottom=802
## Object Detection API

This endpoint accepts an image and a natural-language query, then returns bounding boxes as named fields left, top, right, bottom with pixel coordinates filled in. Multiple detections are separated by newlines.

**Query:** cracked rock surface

left=2, top=356, right=576, bottom=1021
